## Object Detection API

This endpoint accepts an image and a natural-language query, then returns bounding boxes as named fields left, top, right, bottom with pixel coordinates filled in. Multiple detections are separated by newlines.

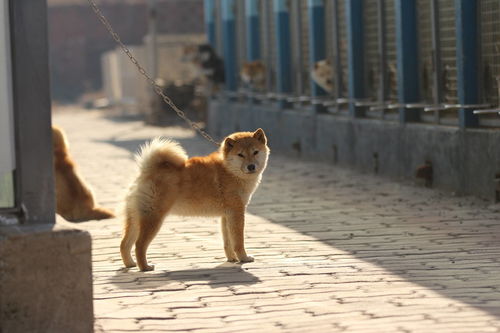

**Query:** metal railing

left=208, top=0, right=500, bottom=128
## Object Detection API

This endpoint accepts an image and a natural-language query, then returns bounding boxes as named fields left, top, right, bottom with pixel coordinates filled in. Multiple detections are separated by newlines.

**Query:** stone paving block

left=95, top=318, right=141, bottom=332
left=54, top=110, right=500, bottom=333
left=222, top=309, right=313, bottom=323
left=173, top=305, right=256, bottom=319
left=138, top=317, right=225, bottom=331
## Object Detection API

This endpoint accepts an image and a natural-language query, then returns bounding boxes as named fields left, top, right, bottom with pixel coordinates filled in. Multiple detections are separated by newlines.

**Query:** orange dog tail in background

left=52, top=125, right=115, bottom=222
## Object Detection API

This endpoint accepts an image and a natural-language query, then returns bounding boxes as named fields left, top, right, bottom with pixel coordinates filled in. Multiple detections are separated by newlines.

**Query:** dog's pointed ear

left=223, top=137, right=236, bottom=154
left=253, top=128, right=267, bottom=145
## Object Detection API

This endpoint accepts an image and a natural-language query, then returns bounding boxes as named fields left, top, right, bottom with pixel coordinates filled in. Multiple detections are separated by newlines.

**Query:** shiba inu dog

left=182, top=44, right=225, bottom=85
left=311, top=59, right=334, bottom=93
left=240, top=60, right=266, bottom=91
left=52, top=126, right=115, bottom=222
left=121, top=129, right=270, bottom=271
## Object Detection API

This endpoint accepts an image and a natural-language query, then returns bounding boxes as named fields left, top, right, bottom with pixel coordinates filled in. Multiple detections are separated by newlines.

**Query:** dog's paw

left=238, top=255, right=254, bottom=263
left=139, top=264, right=155, bottom=272
left=226, top=258, right=238, bottom=263
left=123, top=261, right=137, bottom=268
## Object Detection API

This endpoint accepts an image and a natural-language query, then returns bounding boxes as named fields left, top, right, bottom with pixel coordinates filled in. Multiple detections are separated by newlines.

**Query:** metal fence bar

left=474, top=1, right=500, bottom=127
left=331, top=0, right=342, bottom=102
left=308, top=0, right=326, bottom=112
left=261, top=1, right=274, bottom=93
left=291, top=0, right=304, bottom=98
left=346, top=0, right=364, bottom=116
left=245, top=0, right=260, bottom=61
left=274, top=0, right=292, bottom=109
left=430, top=0, right=443, bottom=106
left=377, top=0, right=387, bottom=103
left=235, top=1, right=246, bottom=82
left=395, top=0, right=420, bottom=123
left=204, top=0, right=217, bottom=48
left=428, top=0, right=442, bottom=123
left=214, top=0, right=224, bottom=56
left=455, top=0, right=479, bottom=127
left=221, top=0, right=237, bottom=92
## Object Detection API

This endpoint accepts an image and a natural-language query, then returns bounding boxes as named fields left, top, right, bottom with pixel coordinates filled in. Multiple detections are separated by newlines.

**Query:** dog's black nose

left=247, top=164, right=256, bottom=171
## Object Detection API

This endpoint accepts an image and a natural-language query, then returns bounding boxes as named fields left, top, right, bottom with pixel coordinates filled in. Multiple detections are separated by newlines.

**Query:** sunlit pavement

left=55, top=108, right=500, bottom=333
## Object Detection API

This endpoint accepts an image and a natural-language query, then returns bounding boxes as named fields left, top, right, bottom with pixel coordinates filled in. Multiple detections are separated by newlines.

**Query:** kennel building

left=204, top=0, right=500, bottom=201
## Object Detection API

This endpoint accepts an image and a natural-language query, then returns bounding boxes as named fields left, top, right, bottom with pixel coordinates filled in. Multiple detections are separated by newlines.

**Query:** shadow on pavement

left=109, top=262, right=260, bottom=290
left=249, top=160, right=500, bottom=318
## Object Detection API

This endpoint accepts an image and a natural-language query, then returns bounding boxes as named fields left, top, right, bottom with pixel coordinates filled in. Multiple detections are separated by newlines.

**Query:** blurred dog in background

left=52, top=126, right=115, bottom=222
left=311, top=59, right=334, bottom=93
left=240, top=60, right=266, bottom=92
left=182, top=44, right=225, bottom=86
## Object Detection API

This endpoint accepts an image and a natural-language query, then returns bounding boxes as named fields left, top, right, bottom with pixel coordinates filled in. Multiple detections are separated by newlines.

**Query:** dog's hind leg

left=135, top=210, right=169, bottom=271
left=121, top=216, right=139, bottom=268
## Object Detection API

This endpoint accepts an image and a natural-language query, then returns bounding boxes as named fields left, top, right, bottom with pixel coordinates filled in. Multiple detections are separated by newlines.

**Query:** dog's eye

left=253, top=151, right=259, bottom=155
left=238, top=153, right=244, bottom=158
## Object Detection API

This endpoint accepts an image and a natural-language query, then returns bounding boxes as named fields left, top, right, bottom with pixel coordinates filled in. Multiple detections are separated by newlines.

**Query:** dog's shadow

left=109, top=262, right=261, bottom=290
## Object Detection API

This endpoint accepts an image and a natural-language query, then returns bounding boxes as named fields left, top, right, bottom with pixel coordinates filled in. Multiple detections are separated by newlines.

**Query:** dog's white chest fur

left=237, top=176, right=261, bottom=206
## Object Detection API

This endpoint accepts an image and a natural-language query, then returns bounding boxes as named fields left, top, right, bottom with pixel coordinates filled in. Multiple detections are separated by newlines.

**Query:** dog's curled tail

left=135, top=137, right=188, bottom=172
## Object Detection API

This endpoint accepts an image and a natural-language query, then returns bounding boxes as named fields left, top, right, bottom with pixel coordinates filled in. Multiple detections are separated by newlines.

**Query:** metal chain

left=87, top=0, right=220, bottom=146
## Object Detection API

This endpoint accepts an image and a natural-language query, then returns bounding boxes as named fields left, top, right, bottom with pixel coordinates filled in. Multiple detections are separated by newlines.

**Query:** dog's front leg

left=226, top=209, right=254, bottom=263
left=221, top=217, right=238, bottom=262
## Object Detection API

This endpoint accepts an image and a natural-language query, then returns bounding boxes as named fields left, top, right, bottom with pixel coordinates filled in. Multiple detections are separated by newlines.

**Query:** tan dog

left=121, top=129, right=270, bottom=271
left=240, top=60, right=266, bottom=91
left=311, top=59, right=334, bottom=93
left=52, top=126, right=115, bottom=222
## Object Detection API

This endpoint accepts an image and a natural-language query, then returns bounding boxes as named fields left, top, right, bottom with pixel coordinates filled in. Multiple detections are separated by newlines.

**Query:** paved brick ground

left=54, top=108, right=500, bottom=333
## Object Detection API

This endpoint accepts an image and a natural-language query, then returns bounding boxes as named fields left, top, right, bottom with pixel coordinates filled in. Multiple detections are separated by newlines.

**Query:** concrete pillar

left=0, top=225, right=93, bottom=333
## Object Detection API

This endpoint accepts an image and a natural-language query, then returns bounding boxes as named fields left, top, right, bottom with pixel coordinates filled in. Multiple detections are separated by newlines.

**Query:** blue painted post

left=346, top=0, right=364, bottom=117
left=204, top=0, right=216, bottom=48
left=274, top=0, right=292, bottom=109
left=308, top=0, right=326, bottom=112
left=245, top=0, right=260, bottom=61
left=455, top=0, right=479, bottom=128
left=395, top=0, right=420, bottom=123
left=221, top=0, right=237, bottom=92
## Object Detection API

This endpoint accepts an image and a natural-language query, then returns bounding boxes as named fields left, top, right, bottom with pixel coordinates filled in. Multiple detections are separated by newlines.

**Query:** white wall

left=101, top=46, right=145, bottom=107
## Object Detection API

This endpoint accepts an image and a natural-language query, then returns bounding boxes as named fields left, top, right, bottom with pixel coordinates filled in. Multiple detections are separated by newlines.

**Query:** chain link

left=87, top=0, right=220, bottom=146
